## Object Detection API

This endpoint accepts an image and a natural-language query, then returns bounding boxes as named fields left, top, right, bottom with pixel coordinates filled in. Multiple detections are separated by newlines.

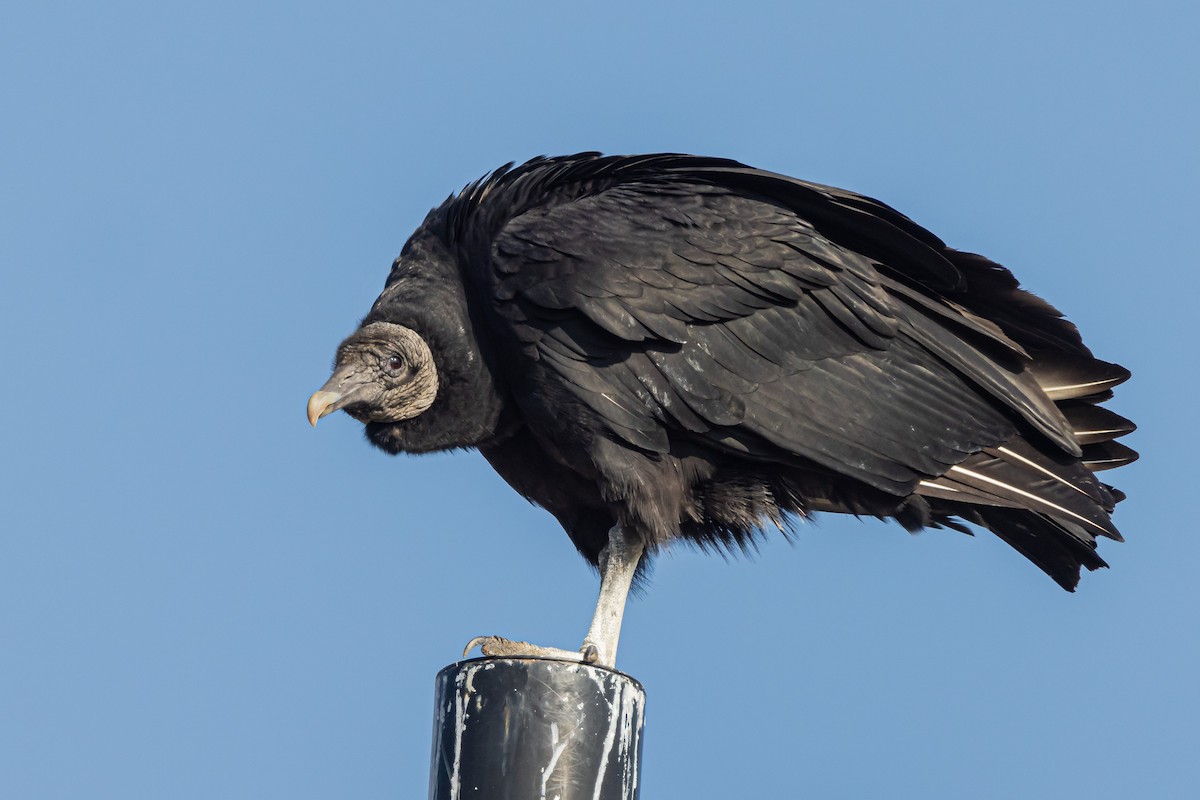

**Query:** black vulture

left=309, top=153, right=1136, bottom=667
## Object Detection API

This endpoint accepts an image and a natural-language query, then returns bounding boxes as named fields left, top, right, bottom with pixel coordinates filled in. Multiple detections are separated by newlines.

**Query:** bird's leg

left=580, top=525, right=643, bottom=667
left=464, top=526, right=644, bottom=669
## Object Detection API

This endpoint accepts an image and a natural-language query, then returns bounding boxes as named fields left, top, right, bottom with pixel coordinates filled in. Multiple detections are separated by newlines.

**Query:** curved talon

left=461, top=635, right=587, bottom=662
left=463, top=635, right=505, bottom=658
left=463, top=635, right=523, bottom=658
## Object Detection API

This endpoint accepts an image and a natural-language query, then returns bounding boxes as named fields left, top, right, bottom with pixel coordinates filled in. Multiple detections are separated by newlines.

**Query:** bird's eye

left=384, top=354, right=405, bottom=373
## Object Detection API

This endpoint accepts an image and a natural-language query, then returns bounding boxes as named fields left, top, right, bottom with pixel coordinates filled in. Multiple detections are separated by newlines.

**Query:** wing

left=477, top=159, right=1124, bottom=559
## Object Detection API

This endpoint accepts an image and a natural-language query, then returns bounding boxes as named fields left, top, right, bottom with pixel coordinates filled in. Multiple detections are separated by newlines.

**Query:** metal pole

left=428, top=657, right=646, bottom=800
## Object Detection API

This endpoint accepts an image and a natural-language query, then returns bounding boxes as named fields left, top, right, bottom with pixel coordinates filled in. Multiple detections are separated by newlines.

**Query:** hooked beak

left=307, top=389, right=342, bottom=427
left=307, top=366, right=370, bottom=427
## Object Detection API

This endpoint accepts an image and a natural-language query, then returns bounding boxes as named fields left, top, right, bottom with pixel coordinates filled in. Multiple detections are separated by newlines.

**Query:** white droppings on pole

left=449, top=667, right=469, bottom=799
left=541, top=721, right=576, bottom=800
left=430, top=658, right=645, bottom=799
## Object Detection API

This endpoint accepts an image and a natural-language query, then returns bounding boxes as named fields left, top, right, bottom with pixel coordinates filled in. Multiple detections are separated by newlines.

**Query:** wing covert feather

left=485, top=175, right=1081, bottom=497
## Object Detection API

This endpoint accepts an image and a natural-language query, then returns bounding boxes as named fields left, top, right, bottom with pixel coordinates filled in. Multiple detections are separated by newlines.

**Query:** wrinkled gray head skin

left=308, top=322, right=438, bottom=426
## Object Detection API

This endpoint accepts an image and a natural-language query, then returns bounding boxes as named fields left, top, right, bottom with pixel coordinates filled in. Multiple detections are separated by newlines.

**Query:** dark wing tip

left=1027, top=354, right=1132, bottom=401
left=1081, top=441, right=1140, bottom=471
left=1063, top=404, right=1137, bottom=445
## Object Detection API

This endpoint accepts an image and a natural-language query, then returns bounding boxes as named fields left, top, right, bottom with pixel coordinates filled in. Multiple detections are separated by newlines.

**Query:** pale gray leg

left=464, top=526, right=644, bottom=668
left=579, top=525, right=643, bottom=667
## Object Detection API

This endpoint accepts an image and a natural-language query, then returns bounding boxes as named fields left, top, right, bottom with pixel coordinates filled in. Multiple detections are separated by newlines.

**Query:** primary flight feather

left=309, top=153, right=1136, bottom=666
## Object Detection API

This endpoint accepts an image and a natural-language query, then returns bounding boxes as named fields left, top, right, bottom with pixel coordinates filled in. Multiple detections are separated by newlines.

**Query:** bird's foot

left=463, top=635, right=601, bottom=664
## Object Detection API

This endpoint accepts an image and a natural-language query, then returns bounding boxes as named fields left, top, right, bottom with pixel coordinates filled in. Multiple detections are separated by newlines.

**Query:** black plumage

left=311, top=152, right=1136, bottom=592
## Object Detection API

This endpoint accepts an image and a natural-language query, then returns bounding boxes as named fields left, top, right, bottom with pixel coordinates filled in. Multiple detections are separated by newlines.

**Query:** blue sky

left=2, top=1, right=1196, bottom=797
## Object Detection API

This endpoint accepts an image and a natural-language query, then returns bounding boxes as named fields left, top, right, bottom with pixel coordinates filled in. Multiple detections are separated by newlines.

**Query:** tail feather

left=918, top=439, right=1120, bottom=540
left=918, top=434, right=1126, bottom=590
left=952, top=507, right=1109, bottom=591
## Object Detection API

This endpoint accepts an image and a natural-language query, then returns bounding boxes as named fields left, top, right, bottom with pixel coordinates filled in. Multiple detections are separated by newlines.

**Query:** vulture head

left=307, top=322, right=439, bottom=427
